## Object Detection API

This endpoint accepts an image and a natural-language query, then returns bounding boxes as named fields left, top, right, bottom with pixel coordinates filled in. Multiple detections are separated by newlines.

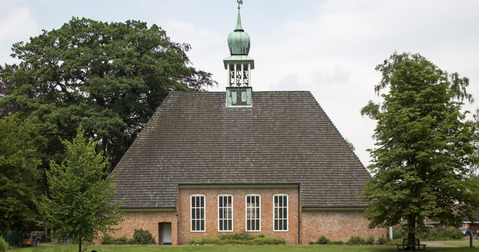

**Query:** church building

left=109, top=1, right=385, bottom=245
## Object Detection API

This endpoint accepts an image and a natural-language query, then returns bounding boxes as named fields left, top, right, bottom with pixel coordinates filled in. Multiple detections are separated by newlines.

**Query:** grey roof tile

left=111, top=91, right=370, bottom=208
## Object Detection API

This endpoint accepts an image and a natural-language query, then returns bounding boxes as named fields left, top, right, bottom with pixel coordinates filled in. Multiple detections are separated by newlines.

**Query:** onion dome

left=227, top=7, right=250, bottom=55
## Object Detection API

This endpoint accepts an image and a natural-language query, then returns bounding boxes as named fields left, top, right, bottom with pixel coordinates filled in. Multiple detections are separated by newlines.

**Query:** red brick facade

left=177, top=186, right=300, bottom=244
left=108, top=186, right=385, bottom=245
left=301, top=210, right=385, bottom=243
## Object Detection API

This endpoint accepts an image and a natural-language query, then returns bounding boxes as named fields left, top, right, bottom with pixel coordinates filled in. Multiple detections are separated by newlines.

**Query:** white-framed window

left=245, top=194, right=261, bottom=231
left=190, top=194, right=205, bottom=232
left=273, top=194, right=288, bottom=231
left=218, top=194, right=233, bottom=232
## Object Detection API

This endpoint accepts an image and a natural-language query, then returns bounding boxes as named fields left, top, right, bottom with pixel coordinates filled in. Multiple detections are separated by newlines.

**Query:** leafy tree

left=37, top=128, right=123, bottom=252
left=361, top=52, right=479, bottom=247
left=0, top=115, right=41, bottom=231
left=0, top=17, right=216, bottom=172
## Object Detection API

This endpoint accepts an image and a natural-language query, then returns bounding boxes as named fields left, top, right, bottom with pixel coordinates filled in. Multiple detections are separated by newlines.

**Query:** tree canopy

left=0, top=116, right=42, bottom=232
left=38, top=128, right=123, bottom=252
left=361, top=52, right=479, bottom=246
left=0, top=17, right=216, bottom=172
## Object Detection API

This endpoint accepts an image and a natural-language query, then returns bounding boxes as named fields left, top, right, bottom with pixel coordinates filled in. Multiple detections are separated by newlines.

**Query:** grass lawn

left=8, top=244, right=479, bottom=252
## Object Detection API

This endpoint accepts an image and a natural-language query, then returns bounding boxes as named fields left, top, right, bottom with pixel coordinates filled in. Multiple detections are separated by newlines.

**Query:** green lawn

left=8, top=244, right=479, bottom=252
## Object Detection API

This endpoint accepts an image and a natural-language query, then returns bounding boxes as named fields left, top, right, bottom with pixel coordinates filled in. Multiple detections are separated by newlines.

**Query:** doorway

left=158, top=222, right=172, bottom=245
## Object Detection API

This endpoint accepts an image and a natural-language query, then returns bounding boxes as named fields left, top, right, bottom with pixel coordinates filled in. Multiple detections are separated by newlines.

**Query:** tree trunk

left=407, top=215, right=416, bottom=250
left=79, top=236, right=82, bottom=252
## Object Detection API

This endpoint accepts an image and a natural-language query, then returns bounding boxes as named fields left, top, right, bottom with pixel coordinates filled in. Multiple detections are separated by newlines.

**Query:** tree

left=361, top=52, right=479, bottom=248
left=0, top=115, right=41, bottom=232
left=37, top=128, right=123, bottom=252
left=0, top=17, right=216, bottom=172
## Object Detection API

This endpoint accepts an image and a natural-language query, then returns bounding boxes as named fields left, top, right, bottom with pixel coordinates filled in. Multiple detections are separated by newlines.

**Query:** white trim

left=227, top=63, right=231, bottom=86
left=218, top=194, right=234, bottom=232
left=245, top=194, right=261, bottom=232
left=273, top=194, right=288, bottom=232
left=247, top=63, right=251, bottom=86
left=241, top=64, right=244, bottom=85
left=190, top=194, right=206, bottom=232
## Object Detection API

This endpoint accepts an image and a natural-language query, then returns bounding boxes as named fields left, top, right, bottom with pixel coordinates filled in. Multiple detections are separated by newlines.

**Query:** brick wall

left=301, top=210, right=386, bottom=243
left=177, top=187, right=300, bottom=245
left=106, top=211, right=178, bottom=245
left=107, top=189, right=385, bottom=246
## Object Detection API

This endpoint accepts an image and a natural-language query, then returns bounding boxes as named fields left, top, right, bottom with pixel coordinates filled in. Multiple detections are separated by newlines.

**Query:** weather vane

left=237, top=0, right=243, bottom=9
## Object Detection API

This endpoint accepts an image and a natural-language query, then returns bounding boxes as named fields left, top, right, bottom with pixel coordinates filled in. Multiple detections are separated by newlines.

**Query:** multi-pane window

left=273, top=194, right=288, bottom=231
left=218, top=195, right=233, bottom=232
left=191, top=195, right=205, bottom=232
left=245, top=195, right=261, bottom=231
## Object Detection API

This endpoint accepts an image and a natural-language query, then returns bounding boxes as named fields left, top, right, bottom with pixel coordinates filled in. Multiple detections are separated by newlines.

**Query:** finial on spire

left=237, top=0, right=243, bottom=9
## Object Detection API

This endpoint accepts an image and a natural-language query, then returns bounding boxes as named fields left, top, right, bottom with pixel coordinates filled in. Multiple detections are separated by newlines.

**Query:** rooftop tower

left=225, top=0, right=254, bottom=106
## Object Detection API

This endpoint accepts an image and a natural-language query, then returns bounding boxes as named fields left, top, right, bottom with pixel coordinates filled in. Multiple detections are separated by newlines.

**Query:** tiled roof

left=111, top=91, right=371, bottom=208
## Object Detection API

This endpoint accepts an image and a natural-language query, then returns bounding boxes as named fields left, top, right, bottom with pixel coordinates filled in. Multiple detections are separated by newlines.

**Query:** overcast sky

left=1, top=0, right=478, bottom=167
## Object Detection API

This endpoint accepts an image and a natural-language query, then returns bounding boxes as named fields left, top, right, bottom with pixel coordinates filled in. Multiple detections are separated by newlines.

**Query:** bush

left=347, top=236, right=367, bottom=245
left=101, top=234, right=128, bottom=245
left=188, top=232, right=286, bottom=245
left=366, top=236, right=375, bottom=245
left=377, top=235, right=387, bottom=245
left=310, top=236, right=344, bottom=245
left=420, top=227, right=463, bottom=241
left=129, top=229, right=155, bottom=244
left=219, top=232, right=254, bottom=241
left=0, top=237, right=8, bottom=252
left=317, top=235, right=331, bottom=244
left=392, top=226, right=463, bottom=241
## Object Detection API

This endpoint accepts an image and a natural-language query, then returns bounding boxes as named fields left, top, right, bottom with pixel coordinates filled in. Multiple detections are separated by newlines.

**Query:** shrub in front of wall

left=366, top=236, right=375, bottom=245
left=189, top=237, right=220, bottom=245
left=317, top=235, right=331, bottom=244
left=129, top=229, right=155, bottom=244
left=419, top=227, right=463, bottom=241
left=101, top=234, right=128, bottom=245
left=377, top=235, right=387, bottom=245
left=188, top=233, right=286, bottom=245
left=347, top=236, right=367, bottom=245
left=219, top=231, right=254, bottom=241
left=101, top=234, right=113, bottom=245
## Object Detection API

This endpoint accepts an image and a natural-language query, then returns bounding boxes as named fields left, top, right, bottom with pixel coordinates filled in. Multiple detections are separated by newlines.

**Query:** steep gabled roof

left=111, top=91, right=370, bottom=209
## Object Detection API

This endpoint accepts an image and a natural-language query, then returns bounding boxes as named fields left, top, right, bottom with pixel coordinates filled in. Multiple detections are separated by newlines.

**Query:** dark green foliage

left=309, top=236, right=344, bottom=245
left=188, top=232, right=286, bottom=245
left=37, top=128, right=124, bottom=252
left=391, top=226, right=408, bottom=240
left=218, top=232, right=254, bottom=241
left=0, top=237, right=8, bottom=252
left=0, top=17, right=216, bottom=174
left=366, top=236, right=375, bottom=245
left=101, top=234, right=128, bottom=245
left=129, top=229, right=155, bottom=244
left=361, top=52, right=479, bottom=244
left=317, top=235, right=331, bottom=244
left=392, top=226, right=463, bottom=241
left=376, top=236, right=387, bottom=245
left=347, top=236, right=367, bottom=245
left=0, top=115, right=41, bottom=231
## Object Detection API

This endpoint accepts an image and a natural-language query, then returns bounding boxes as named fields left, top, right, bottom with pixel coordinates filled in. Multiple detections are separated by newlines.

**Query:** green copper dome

left=227, top=8, right=250, bottom=55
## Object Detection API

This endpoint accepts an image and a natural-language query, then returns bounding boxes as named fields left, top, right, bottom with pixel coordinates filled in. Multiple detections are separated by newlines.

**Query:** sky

left=1, top=0, right=479, bottom=167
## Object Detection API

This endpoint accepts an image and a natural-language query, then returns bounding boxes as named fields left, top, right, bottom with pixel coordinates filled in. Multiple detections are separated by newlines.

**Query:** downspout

left=298, top=184, right=301, bottom=244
